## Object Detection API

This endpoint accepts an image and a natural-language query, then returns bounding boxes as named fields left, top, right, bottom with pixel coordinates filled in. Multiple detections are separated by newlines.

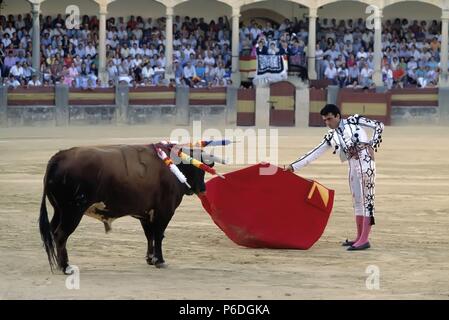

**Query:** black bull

left=39, top=143, right=213, bottom=273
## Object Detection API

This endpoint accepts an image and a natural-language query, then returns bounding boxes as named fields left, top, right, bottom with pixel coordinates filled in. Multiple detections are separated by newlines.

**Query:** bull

left=39, top=143, right=213, bottom=274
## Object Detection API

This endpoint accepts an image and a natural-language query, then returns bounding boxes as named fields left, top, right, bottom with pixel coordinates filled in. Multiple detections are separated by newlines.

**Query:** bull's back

left=47, top=144, right=170, bottom=213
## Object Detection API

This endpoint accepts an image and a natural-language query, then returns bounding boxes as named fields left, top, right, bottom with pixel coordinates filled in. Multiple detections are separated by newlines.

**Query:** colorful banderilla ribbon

left=177, top=149, right=225, bottom=179
left=155, top=146, right=192, bottom=188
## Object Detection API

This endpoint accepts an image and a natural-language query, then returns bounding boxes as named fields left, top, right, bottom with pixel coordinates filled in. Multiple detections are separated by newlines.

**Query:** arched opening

left=383, top=1, right=441, bottom=20
left=241, top=0, right=308, bottom=26
left=241, top=8, right=287, bottom=26
left=174, top=0, right=232, bottom=21
left=107, top=0, right=165, bottom=20
left=317, top=0, right=370, bottom=23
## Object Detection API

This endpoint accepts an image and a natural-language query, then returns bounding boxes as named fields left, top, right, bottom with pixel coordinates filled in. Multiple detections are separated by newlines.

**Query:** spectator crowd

left=0, top=12, right=445, bottom=90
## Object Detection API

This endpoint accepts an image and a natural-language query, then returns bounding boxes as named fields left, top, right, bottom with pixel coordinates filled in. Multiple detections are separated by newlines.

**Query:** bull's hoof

left=146, top=256, right=154, bottom=265
left=152, top=257, right=166, bottom=268
left=63, top=265, right=76, bottom=275
left=155, top=262, right=167, bottom=269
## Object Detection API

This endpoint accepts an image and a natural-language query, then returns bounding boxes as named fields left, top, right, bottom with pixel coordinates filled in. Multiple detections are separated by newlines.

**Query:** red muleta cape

left=199, top=163, right=335, bottom=249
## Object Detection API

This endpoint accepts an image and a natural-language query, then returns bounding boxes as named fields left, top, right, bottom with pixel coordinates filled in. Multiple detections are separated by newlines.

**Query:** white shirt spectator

left=143, top=48, right=152, bottom=57
left=129, top=47, right=139, bottom=57
left=142, top=65, right=155, bottom=79
left=173, top=49, right=182, bottom=60
left=360, top=67, right=373, bottom=79
left=85, top=45, right=96, bottom=57
left=362, top=32, right=373, bottom=45
left=183, top=47, right=195, bottom=58
left=183, top=65, right=196, bottom=78
left=15, top=19, right=25, bottom=30
left=157, top=57, right=166, bottom=68
left=23, top=67, right=32, bottom=79
left=343, top=33, right=354, bottom=44
left=132, top=29, right=143, bottom=40
left=118, top=29, right=128, bottom=40
left=133, top=58, right=143, bottom=68
left=120, top=47, right=130, bottom=59
left=107, top=65, right=118, bottom=80
left=204, top=55, right=215, bottom=67
left=2, top=37, right=12, bottom=48
left=357, top=51, right=368, bottom=60
left=324, top=66, right=338, bottom=79
left=144, top=20, right=153, bottom=30
left=4, top=27, right=16, bottom=37
left=106, top=38, right=118, bottom=49
left=28, top=79, right=42, bottom=86
left=316, top=48, right=324, bottom=61
left=69, top=38, right=79, bottom=47
left=337, top=67, right=349, bottom=78
left=408, top=60, right=418, bottom=70
left=173, top=38, right=182, bottom=47
left=382, top=67, right=393, bottom=80
left=153, top=66, right=165, bottom=76
left=7, top=78, right=21, bottom=88
left=10, top=65, right=24, bottom=78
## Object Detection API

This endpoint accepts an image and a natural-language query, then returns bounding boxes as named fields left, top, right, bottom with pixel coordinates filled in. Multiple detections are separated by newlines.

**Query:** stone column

left=372, top=7, right=383, bottom=86
left=308, top=7, right=318, bottom=80
left=30, top=1, right=42, bottom=75
left=231, top=6, right=241, bottom=86
left=165, top=6, right=174, bottom=80
left=98, top=3, right=108, bottom=85
left=440, top=10, right=449, bottom=86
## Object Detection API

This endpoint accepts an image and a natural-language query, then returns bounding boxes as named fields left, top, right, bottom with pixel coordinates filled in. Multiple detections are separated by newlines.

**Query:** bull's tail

left=39, top=159, right=58, bottom=272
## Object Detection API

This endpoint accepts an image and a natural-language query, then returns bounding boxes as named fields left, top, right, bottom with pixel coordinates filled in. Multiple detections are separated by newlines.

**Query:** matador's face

left=322, top=113, right=341, bottom=130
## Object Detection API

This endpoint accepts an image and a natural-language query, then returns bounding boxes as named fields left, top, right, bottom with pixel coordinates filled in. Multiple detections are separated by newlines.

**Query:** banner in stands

left=253, top=55, right=288, bottom=85
left=257, top=55, right=285, bottom=75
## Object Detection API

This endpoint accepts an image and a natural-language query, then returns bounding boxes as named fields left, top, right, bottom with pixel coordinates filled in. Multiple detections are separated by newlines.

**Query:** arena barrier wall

left=237, top=88, right=256, bottom=126
left=128, top=86, right=176, bottom=124
left=269, top=81, right=295, bottom=126
left=5, top=87, right=55, bottom=126
left=239, top=56, right=257, bottom=82
left=68, top=88, right=117, bottom=125
left=337, top=89, right=392, bottom=125
left=309, top=88, right=328, bottom=127
left=390, top=88, right=439, bottom=124
left=188, top=87, right=228, bottom=124
left=0, top=85, right=445, bottom=127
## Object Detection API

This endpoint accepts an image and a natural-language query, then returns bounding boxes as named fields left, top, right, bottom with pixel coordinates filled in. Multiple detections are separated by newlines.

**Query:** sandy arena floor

left=0, top=124, right=448, bottom=299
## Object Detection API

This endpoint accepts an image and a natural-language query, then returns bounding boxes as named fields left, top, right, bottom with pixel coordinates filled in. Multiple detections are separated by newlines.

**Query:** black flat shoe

left=341, top=239, right=355, bottom=247
left=347, top=242, right=371, bottom=251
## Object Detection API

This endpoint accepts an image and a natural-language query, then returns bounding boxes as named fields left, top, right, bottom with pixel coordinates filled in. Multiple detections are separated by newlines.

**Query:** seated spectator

left=6, top=74, right=21, bottom=88
left=183, top=60, right=196, bottom=87
left=28, top=74, right=42, bottom=86
left=324, top=62, right=337, bottom=84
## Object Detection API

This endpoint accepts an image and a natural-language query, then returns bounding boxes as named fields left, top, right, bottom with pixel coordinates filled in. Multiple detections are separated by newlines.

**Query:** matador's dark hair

left=320, top=104, right=341, bottom=118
